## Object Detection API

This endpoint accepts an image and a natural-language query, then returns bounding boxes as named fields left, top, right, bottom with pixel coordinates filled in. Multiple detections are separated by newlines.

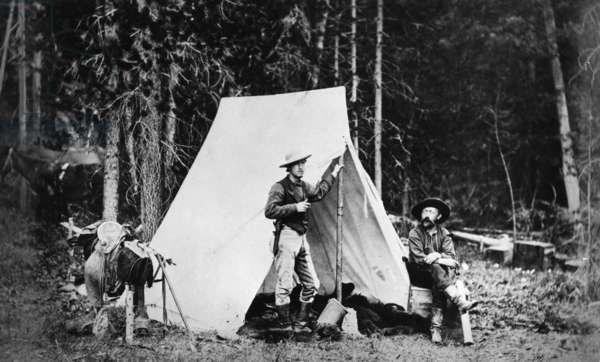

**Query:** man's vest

left=277, top=176, right=310, bottom=235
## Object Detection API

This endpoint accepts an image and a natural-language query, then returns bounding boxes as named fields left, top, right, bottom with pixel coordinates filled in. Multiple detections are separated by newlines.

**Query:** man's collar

left=287, top=174, right=303, bottom=186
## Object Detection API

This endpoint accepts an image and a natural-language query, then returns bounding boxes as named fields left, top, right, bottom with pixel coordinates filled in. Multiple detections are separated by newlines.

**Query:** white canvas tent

left=146, top=87, right=410, bottom=336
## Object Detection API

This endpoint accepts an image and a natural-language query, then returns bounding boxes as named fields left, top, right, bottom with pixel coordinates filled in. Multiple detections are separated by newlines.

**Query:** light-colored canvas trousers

left=274, top=226, right=320, bottom=306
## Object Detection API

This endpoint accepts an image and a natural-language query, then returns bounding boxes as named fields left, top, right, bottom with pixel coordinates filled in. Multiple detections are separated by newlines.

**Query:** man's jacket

left=264, top=173, right=335, bottom=235
left=408, top=225, right=456, bottom=265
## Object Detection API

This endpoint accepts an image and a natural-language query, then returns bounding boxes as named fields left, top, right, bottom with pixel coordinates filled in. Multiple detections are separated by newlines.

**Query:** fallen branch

left=459, top=227, right=543, bottom=239
left=450, top=230, right=512, bottom=248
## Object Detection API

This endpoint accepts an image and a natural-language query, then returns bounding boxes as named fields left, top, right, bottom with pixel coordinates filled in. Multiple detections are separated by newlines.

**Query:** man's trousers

left=274, top=226, right=320, bottom=306
left=407, top=262, right=456, bottom=308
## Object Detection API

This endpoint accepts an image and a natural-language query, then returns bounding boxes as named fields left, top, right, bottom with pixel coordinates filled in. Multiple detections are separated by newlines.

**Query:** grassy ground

left=0, top=193, right=599, bottom=361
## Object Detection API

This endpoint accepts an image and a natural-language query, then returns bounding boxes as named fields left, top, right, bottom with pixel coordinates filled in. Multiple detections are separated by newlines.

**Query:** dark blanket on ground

left=240, top=283, right=429, bottom=338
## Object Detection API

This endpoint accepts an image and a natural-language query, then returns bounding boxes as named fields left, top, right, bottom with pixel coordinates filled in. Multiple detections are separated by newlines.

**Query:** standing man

left=407, top=197, right=478, bottom=343
left=265, top=150, right=343, bottom=331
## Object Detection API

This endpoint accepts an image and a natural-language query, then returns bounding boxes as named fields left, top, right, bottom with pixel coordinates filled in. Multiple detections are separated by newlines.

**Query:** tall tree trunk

left=350, top=0, right=359, bottom=151
left=374, top=0, right=383, bottom=196
left=494, top=116, right=517, bottom=245
left=125, top=107, right=138, bottom=195
left=140, top=64, right=163, bottom=241
left=401, top=125, right=414, bottom=217
left=18, top=0, right=26, bottom=143
left=140, top=110, right=162, bottom=242
left=0, top=0, right=15, bottom=98
left=162, top=67, right=177, bottom=206
left=332, top=0, right=341, bottom=85
left=103, top=114, right=120, bottom=221
left=31, top=37, right=41, bottom=143
left=528, top=60, right=536, bottom=83
left=585, top=109, right=592, bottom=260
left=333, top=29, right=339, bottom=85
left=542, top=0, right=580, bottom=213
left=402, top=177, right=410, bottom=217
left=311, top=0, right=329, bottom=89
left=100, top=2, right=119, bottom=221
left=18, top=0, right=28, bottom=211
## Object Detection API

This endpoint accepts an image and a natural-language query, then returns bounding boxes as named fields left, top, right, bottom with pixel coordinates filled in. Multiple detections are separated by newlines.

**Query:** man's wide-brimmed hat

left=411, top=197, right=450, bottom=223
left=279, top=150, right=312, bottom=168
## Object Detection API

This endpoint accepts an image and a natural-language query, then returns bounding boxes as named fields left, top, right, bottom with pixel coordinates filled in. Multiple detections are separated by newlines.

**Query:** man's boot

left=430, top=307, right=443, bottom=344
left=271, top=304, right=292, bottom=331
left=294, top=301, right=312, bottom=333
left=444, top=284, right=479, bottom=313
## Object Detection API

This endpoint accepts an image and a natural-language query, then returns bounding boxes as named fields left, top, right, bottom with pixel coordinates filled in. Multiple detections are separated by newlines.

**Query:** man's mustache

left=420, top=217, right=435, bottom=225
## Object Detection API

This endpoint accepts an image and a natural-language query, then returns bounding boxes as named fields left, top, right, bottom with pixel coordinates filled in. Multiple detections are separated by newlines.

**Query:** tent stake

left=336, top=146, right=346, bottom=302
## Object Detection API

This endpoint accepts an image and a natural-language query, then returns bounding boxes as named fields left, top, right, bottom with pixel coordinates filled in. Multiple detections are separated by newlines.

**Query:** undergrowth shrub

left=0, top=205, right=38, bottom=287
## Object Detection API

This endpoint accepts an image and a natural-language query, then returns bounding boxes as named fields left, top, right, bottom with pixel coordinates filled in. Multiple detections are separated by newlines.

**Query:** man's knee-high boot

left=444, top=284, right=479, bottom=312
left=294, top=301, right=312, bottom=332
left=430, top=307, right=443, bottom=344
left=272, top=304, right=292, bottom=331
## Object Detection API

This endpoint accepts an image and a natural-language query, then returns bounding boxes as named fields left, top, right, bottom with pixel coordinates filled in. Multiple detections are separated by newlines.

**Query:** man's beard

left=420, top=217, right=435, bottom=229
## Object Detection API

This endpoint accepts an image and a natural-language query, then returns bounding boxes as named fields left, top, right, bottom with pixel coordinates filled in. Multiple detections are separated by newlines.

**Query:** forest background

left=0, top=0, right=599, bottom=296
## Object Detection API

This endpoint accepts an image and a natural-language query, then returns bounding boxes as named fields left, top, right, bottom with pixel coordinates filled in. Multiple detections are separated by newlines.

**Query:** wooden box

left=513, top=240, right=555, bottom=270
left=484, top=244, right=513, bottom=265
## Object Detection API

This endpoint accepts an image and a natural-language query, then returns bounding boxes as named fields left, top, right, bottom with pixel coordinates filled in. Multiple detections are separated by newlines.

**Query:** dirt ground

left=0, top=204, right=599, bottom=361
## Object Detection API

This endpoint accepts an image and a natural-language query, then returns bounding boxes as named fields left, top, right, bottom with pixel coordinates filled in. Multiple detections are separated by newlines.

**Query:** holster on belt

left=272, top=220, right=283, bottom=255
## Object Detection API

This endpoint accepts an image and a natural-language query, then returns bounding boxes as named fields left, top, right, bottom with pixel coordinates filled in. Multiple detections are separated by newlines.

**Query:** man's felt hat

left=279, top=150, right=312, bottom=168
left=411, top=197, right=450, bottom=223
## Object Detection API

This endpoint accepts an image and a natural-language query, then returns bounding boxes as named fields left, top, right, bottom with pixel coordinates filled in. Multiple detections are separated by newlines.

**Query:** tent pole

left=162, top=269, right=167, bottom=329
left=336, top=146, right=346, bottom=301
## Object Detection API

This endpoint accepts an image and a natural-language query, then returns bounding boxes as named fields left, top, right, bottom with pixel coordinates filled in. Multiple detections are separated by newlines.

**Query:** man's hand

left=296, top=200, right=311, bottom=212
left=435, top=258, right=459, bottom=268
left=423, top=252, right=441, bottom=264
left=332, top=163, right=344, bottom=178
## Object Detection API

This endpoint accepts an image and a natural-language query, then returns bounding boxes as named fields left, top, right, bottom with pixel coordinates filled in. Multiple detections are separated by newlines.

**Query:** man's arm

left=305, top=162, right=343, bottom=202
left=433, top=229, right=458, bottom=267
left=305, top=173, right=334, bottom=202
left=439, top=229, right=457, bottom=260
left=264, top=183, right=297, bottom=219
left=408, top=229, right=428, bottom=265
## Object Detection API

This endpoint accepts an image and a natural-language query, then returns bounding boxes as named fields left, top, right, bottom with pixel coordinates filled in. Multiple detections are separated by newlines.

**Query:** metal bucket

left=316, top=298, right=347, bottom=327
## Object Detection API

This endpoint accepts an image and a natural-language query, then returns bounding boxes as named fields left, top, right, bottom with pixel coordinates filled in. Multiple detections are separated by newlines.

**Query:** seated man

left=406, top=197, right=478, bottom=344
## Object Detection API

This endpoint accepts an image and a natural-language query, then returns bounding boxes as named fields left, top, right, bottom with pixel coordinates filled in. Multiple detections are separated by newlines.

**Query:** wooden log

left=564, top=259, right=585, bottom=272
left=552, top=253, right=569, bottom=269
left=455, top=280, right=474, bottom=345
left=459, top=227, right=543, bottom=239
left=451, top=230, right=512, bottom=248
left=461, top=312, right=474, bottom=345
